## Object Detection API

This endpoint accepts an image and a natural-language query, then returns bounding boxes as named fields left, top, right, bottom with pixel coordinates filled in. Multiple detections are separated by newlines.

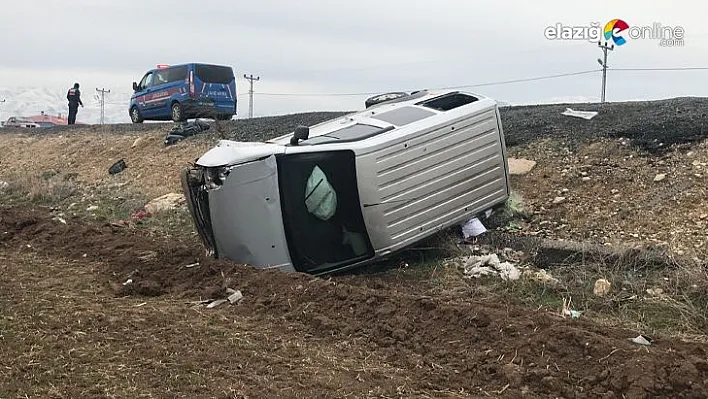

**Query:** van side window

left=167, top=66, right=188, bottom=83
left=139, top=72, right=153, bottom=90
left=416, top=92, right=479, bottom=111
left=154, top=70, right=169, bottom=85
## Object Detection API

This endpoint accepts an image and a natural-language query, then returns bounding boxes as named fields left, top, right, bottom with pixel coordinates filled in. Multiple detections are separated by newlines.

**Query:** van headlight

left=203, top=166, right=230, bottom=190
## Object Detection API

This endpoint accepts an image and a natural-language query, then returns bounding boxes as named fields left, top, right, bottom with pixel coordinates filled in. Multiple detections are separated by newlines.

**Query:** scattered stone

left=593, top=279, right=612, bottom=297
left=653, top=173, right=666, bottom=182
left=145, top=193, right=186, bottom=214
left=581, top=177, right=591, bottom=182
left=86, top=205, right=99, bottom=212
left=523, top=269, right=560, bottom=285
left=0, top=181, right=8, bottom=191
left=132, top=137, right=143, bottom=148
left=646, top=288, right=664, bottom=297
left=508, top=158, right=537, bottom=175
left=629, top=335, right=652, bottom=346
left=552, top=196, right=566, bottom=205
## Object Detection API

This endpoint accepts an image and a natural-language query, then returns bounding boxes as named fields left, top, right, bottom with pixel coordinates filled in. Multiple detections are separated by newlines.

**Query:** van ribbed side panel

left=373, top=109, right=507, bottom=242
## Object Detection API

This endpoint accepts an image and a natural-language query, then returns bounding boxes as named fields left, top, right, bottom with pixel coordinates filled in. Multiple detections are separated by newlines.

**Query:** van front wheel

left=130, top=106, right=143, bottom=123
left=171, top=102, right=185, bottom=122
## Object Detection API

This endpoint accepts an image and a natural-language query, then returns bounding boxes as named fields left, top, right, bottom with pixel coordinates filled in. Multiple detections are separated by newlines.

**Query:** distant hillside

left=0, top=86, right=133, bottom=124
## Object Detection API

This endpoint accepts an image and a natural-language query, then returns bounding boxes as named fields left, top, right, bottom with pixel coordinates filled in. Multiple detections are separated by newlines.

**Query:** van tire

left=171, top=102, right=185, bottom=122
left=130, top=106, right=143, bottom=123
left=365, top=92, right=409, bottom=108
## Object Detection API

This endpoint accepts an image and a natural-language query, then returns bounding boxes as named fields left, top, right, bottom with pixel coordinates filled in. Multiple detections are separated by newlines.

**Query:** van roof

left=268, top=90, right=494, bottom=146
left=149, top=62, right=233, bottom=71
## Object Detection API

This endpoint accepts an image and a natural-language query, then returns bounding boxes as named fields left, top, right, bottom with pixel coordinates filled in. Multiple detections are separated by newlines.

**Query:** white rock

left=145, top=193, right=186, bottom=214
left=508, top=158, right=537, bottom=175
left=593, top=279, right=612, bottom=297
left=552, top=196, right=566, bottom=204
left=653, top=173, right=666, bottom=182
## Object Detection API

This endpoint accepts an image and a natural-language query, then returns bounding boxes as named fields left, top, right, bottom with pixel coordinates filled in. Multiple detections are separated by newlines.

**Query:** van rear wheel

left=171, top=102, right=185, bottom=122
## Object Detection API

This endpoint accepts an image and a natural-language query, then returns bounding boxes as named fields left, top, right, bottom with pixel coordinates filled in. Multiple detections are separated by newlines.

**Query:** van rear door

left=193, top=64, right=236, bottom=112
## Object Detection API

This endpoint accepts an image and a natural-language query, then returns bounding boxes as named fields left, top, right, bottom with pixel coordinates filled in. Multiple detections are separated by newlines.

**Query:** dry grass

left=0, top=128, right=213, bottom=199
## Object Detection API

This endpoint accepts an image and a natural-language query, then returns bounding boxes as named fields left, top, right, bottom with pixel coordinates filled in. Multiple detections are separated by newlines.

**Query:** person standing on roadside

left=66, top=83, right=84, bottom=124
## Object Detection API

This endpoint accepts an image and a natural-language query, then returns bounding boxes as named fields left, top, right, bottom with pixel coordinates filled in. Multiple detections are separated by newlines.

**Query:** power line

left=243, top=74, right=260, bottom=118
left=96, top=87, right=111, bottom=124
left=251, top=69, right=602, bottom=97
left=610, top=67, right=708, bottom=71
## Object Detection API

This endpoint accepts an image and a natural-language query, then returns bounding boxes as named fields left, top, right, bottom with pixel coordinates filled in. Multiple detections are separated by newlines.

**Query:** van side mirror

left=290, top=125, right=310, bottom=145
left=132, top=82, right=139, bottom=91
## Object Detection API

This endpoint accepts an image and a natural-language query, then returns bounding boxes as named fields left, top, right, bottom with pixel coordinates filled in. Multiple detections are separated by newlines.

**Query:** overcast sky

left=1, top=0, right=707, bottom=118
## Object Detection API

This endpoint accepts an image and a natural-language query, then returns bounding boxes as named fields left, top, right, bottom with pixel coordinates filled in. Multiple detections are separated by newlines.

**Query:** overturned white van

left=181, top=90, right=511, bottom=275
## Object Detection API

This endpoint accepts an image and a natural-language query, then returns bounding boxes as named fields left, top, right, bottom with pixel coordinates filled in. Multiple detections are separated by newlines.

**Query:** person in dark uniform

left=66, top=83, right=84, bottom=125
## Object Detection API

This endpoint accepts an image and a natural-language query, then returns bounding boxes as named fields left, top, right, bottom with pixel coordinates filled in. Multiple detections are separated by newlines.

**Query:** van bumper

left=182, top=99, right=235, bottom=118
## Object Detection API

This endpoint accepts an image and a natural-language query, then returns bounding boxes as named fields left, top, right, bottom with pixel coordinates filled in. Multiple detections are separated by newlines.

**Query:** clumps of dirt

left=2, top=206, right=708, bottom=397
left=0, top=207, right=281, bottom=299
left=499, top=96, right=708, bottom=153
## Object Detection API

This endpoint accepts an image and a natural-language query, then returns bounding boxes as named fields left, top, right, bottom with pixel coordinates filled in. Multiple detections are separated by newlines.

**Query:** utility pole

left=597, top=41, right=614, bottom=104
left=96, top=88, right=111, bottom=124
left=243, top=74, right=260, bottom=118
left=0, top=99, right=5, bottom=125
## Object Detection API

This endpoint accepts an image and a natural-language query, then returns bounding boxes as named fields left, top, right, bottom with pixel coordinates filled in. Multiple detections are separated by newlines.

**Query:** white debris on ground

left=461, top=253, right=521, bottom=281
left=461, top=217, right=487, bottom=239
left=561, top=108, right=598, bottom=120
left=453, top=245, right=560, bottom=285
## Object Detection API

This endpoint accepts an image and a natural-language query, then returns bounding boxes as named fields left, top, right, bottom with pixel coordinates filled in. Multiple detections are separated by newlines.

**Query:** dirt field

left=1, top=99, right=708, bottom=398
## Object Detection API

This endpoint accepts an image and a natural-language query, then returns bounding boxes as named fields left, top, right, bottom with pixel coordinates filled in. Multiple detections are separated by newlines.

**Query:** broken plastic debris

left=561, top=108, right=598, bottom=120
left=123, top=278, right=133, bottom=286
left=629, top=335, right=652, bottom=346
left=228, top=290, right=244, bottom=305
left=184, top=262, right=200, bottom=268
left=206, top=299, right=228, bottom=309
left=108, top=159, right=127, bottom=175
left=461, top=217, right=487, bottom=239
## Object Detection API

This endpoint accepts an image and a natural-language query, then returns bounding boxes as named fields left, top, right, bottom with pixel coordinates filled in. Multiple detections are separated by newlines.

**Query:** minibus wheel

left=171, top=102, right=184, bottom=122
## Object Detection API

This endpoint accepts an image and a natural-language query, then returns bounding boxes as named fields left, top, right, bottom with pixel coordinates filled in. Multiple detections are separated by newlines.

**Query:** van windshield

left=195, top=65, right=234, bottom=84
